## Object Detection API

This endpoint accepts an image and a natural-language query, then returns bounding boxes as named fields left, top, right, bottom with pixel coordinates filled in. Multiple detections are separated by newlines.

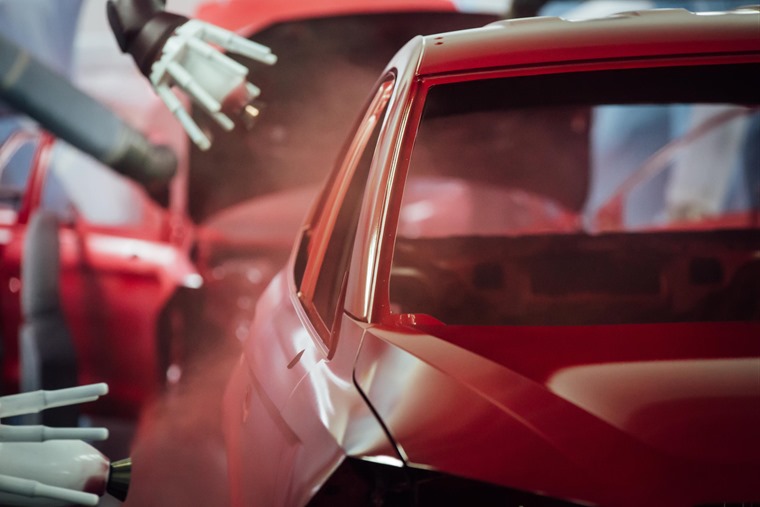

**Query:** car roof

left=196, top=0, right=462, bottom=34
left=410, top=7, right=760, bottom=77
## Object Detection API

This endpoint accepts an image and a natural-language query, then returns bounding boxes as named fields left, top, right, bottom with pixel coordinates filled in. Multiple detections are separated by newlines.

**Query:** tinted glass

left=390, top=63, right=760, bottom=325
left=47, top=142, right=147, bottom=226
left=0, top=138, right=36, bottom=210
left=311, top=80, right=392, bottom=335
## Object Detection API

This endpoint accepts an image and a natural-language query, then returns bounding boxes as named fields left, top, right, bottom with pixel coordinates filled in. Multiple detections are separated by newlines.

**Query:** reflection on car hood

left=196, top=0, right=465, bottom=33
left=198, top=185, right=318, bottom=250
left=356, top=321, right=760, bottom=505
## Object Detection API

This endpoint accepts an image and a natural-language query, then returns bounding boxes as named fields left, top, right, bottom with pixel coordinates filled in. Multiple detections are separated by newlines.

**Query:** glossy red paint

left=0, top=130, right=196, bottom=416
left=222, top=7, right=760, bottom=507
left=357, top=321, right=760, bottom=504
left=196, top=0, right=460, bottom=33
left=418, top=9, right=760, bottom=76
left=199, top=186, right=319, bottom=252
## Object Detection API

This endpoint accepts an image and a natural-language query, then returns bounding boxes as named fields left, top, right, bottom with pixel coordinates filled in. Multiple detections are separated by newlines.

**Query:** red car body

left=197, top=0, right=479, bottom=33
left=222, top=6, right=760, bottom=507
left=0, top=127, right=196, bottom=416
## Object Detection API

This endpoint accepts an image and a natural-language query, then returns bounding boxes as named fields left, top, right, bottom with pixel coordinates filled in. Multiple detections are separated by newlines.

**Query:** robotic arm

left=0, top=384, right=130, bottom=506
left=0, top=32, right=177, bottom=198
left=107, top=0, right=277, bottom=150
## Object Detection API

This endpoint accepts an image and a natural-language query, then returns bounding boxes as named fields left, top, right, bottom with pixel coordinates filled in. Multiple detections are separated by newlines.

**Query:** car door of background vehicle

left=0, top=129, right=192, bottom=415
left=0, top=130, right=100, bottom=398
left=226, top=77, right=396, bottom=507
left=0, top=129, right=52, bottom=393
left=35, top=140, right=193, bottom=416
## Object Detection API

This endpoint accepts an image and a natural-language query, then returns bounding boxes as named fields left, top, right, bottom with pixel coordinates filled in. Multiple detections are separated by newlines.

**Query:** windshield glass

left=390, top=63, right=759, bottom=326
left=191, top=12, right=499, bottom=221
left=48, top=142, right=163, bottom=229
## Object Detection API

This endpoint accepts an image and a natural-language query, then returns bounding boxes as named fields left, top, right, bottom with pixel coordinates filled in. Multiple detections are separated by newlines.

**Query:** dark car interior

left=390, top=63, right=760, bottom=326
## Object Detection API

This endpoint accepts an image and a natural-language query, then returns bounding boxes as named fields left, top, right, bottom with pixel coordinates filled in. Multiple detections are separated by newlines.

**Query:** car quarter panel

left=223, top=271, right=312, bottom=507
left=279, top=313, right=398, bottom=507
left=224, top=276, right=397, bottom=507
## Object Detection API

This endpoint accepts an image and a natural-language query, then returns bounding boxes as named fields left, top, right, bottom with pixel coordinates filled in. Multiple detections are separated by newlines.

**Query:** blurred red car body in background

left=0, top=127, right=196, bottom=417
left=191, top=0, right=501, bottom=220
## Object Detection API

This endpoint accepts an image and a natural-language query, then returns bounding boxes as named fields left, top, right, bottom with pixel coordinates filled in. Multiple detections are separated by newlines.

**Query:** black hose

left=0, top=33, right=176, bottom=199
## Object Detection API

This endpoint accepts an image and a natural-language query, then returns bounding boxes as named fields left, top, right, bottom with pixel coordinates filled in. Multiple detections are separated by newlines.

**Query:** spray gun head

left=219, top=81, right=266, bottom=131
left=241, top=103, right=262, bottom=131
left=107, top=457, right=132, bottom=501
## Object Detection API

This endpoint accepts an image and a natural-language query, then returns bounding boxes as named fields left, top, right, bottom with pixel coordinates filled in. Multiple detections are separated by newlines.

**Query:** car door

left=0, top=128, right=195, bottom=415
left=36, top=138, right=196, bottom=416
left=224, top=76, right=396, bottom=507
left=0, top=128, right=51, bottom=394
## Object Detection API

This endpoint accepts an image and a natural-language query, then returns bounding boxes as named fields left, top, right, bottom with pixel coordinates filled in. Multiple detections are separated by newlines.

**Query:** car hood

left=196, top=0, right=463, bottom=34
left=354, top=321, right=760, bottom=506
left=197, top=185, right=318, bottom=252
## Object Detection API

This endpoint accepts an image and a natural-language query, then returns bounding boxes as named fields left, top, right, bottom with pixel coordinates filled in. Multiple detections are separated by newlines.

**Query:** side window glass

left=304, top=78, right=394, bottom=343
left=40, top=168, right=75, bottom=223
left=45, top=142, right=146, bottom=226
left=311, top=127, right=378, bottom=326
left=0, top=138, right=37, bottom=210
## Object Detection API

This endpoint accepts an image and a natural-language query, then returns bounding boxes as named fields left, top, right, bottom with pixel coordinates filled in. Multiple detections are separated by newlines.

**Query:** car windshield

left=191, top=12, right=499, bottom=221
left=390, top=63, right=759, bottom=326
left=47, top=142, right=151, bottom=226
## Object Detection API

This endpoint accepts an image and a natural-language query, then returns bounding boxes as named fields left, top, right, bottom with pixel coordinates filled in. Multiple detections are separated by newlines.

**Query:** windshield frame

left=375, top=53, right=760, bottom=325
